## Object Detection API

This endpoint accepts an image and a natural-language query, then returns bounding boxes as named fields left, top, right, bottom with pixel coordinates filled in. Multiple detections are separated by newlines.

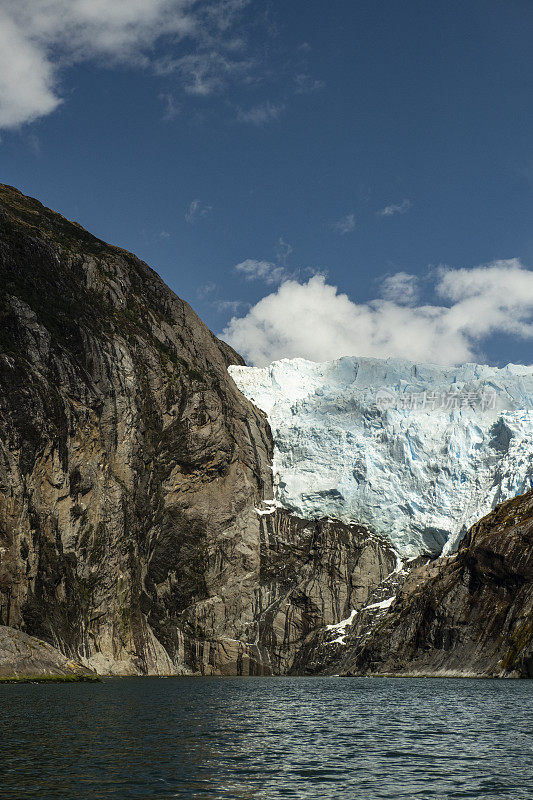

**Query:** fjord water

left=1, top=678, right=531, bottom=799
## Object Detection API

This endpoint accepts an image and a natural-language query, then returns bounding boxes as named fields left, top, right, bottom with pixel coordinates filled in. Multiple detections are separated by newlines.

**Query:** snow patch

left=326, top=609, right=358, bottom=631
left=325, top=609, right=358, bottom=645
left=365, top=596, right=396, bottom=610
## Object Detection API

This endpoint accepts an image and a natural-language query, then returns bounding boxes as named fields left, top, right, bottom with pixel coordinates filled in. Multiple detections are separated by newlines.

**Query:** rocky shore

left=0, top=626, right=97, bottom=682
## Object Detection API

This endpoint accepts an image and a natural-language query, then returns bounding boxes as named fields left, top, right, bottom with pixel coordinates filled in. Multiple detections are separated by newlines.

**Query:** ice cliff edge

left=229, top=356, right=533, bottom=556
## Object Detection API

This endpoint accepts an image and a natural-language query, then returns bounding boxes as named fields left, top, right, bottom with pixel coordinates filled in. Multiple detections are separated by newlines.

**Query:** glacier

left=229, top=356, right=533, bottom=556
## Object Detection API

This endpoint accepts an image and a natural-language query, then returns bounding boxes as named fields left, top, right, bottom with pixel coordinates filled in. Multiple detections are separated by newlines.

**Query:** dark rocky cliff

left=311, top=490, right=533, bottom=678
left=252, top=511, right=396, bottom=674
left=0, top=183, right=273, bottom=674
left=0, top=184, right=395, bottom=675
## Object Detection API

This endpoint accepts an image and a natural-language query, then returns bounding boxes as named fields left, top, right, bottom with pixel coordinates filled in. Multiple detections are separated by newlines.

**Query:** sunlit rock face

left=229, top=357, right=533, bottom=556
left=0, top=184, right=401, bottom=677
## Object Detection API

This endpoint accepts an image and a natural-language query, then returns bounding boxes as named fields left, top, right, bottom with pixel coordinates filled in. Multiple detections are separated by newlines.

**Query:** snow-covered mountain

left=229, top=357, right=533, bottom=556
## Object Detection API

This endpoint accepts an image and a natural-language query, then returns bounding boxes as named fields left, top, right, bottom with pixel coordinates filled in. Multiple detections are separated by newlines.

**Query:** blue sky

left=1, top=0, right=532, bottom=366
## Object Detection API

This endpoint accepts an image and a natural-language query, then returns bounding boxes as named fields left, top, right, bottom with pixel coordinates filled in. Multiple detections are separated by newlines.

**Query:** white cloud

left=185, top=198, right=212, bottom=223
left=159, top=92, right=181, bottom=120
left=276, top=236, right=293, bottom=264
left=380, top=272, right=419, bottom=305
left=0, top=0, right=250, bottom=129
left=196, top=280, right=248, bottom=313
left=333, top=213, right=356, bottom=234
left=0, top=10, right=61, bottom=128
left=235, top=259, right=287, bottom=284
left=197, top=281, right=217, bottom=298
left=293, top=73, right=325, bottom=94
left=437, top=261, right=533, bottom=340
left=236, top=101, right=284, bottom=125
left=221, top=260, right=533, bottom=366
left=157, top=50, right=252, bottom=96
left=215, top=298, right=249, bottom=313
left=202, top=0, right=250, bottom=32
left=378, top=199, right=412, bottom=217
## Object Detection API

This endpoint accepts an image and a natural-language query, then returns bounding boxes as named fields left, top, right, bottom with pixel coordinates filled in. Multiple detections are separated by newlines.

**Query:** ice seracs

left=229, top=356, right=533, bottom=556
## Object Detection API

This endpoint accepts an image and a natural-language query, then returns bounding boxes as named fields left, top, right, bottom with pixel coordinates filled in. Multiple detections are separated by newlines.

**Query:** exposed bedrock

left=301, top=490, right=533, bottom=678
left=0, top=625, right=97, bottom=681
left=0, top=184, right=396, bottom=676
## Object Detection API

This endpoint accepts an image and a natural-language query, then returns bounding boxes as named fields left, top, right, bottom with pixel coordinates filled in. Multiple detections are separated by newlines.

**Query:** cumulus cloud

left=235, top=259, right=287, bottom=284
left=236, top=101, right=284, bottom=125
left=0, top=9, right=61, bottom=128
left=333, top=213, right=356, bottom=234
left=221, top=260, right=533, bottom=366
left=436, top=261, right=533, bottom=340
left=378, top=199, right=412, bottom=217
left=0, top=0, right=250, bottom=129
left=185, top=198, right=212, bottom=223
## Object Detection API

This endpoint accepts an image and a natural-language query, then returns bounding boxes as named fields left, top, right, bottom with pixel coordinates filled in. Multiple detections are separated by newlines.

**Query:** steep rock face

left=0, top=184, right=396, bottom=676
left=333, top=490, right=533, bottom=678
left=290, top=556, right=421, bottom=675
left=0, top=183, right=274, bottom=675
left=252, top=509, right=397, bottom=674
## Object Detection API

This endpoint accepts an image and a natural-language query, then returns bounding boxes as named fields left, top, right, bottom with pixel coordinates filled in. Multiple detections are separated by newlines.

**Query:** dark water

left=0, top=677, right=531, bottom=800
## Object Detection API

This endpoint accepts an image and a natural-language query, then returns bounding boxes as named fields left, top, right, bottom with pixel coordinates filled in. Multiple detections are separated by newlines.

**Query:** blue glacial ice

left=229, top=356, right=533, bottom=556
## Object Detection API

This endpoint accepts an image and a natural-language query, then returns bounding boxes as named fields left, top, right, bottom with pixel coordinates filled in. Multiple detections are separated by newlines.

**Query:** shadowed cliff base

left=0, top=626, right=98, bottom=681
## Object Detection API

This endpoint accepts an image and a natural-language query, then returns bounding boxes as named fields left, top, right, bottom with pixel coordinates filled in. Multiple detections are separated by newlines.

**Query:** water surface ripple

left=0, top=677, right=531, bottom=799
